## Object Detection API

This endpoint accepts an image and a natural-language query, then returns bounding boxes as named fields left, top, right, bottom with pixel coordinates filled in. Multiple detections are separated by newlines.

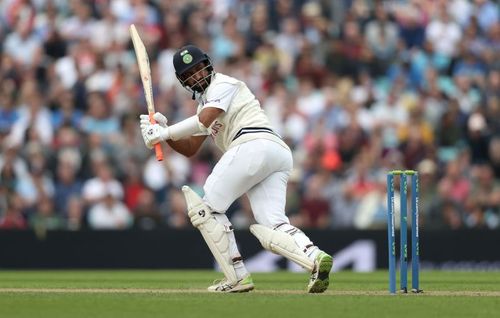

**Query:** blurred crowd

left=0, top=0, right=499, bottom=232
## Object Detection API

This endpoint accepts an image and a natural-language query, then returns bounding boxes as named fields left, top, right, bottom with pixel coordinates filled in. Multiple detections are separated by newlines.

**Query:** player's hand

left=139, top=113, right=168, bottom=128
left=140, top=116, right=170, bottom=149
left=152, top=112, right=168, bottom=127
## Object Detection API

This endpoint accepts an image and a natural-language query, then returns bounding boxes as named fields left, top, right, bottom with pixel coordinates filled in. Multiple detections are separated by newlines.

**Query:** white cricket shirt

left=196, top=73, right=289, bottom=153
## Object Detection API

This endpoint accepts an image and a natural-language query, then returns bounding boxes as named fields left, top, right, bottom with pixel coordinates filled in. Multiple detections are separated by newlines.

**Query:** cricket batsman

left=139, top=45, right=333, bottom=293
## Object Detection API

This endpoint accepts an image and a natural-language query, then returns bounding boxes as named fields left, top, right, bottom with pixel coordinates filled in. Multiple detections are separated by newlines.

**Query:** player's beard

left=190, top=76, right=211, bottom=92
left=182, top=65, right=213, bottom=93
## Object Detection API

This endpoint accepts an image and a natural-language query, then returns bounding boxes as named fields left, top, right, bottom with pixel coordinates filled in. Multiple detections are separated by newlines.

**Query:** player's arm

left=166, top=107, right=223, bottom=156
left=166, top=135, right=207, bottom=157
left=198, top=107, right=224, bottom=128
left=140, top=107, right=224, bottom=157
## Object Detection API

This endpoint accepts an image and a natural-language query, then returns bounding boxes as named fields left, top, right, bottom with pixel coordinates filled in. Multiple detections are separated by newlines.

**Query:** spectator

left=449, top=0, right=474, bottom=27
left=244, top=2, right=269, bottom=57
left=89, top=4, right=128, bottom=53
left=165, top=188, right=189, bottom=229
left=0, top=146, right=24, bottom=194
left=53, top=148, right=82, bottom=218
left=364, top=3, right=399, bottom=74
left=347, top=153, right=384, bottom=229
left=285, top=168, right=304, bottom=227
left=425, top=6, right=462, bottom=58
left=398, top=101, right=435, bottom=169
left=466, top=112, right=491, bottom=165
left=299, top=173, right=330, bottom=229
left=465, top=164, right=500, bottom=228
left=132, top=187, right=162, bottom=230
left=80, top=92, right=120, bottom=142
left=484, top=70, right=500, bottom=104
left=435, top=199, right=465, bottom=229
left=371, top=87, right=409, bottom=149
left=122, top=159, right=146, bottom=211
left=8, top=81, right=53, bottom=147
left=50, top=90, right=83, bottom=130
left=417, top=159, right=440, bottom=227
left=211, top=15, right=244, bottom=62
left=273, top=17, right=304, bottom=70
left=0, top=193, right=27, bottom=230
left=474, top=0, right=499, bottom=34
left=29, top=196, right=63, bottom=231
left=394, top=0, right=427, bottom=49
left=87, top=188, right=132, bottom=230
left=0, top=89, right=19, bottom=134
left=82, top=161, right=123, bottom=207
left=436, top=98, right=465, bottom=149
left=39, top=8, right=67, bottom=60
left=3, top=17, right=42, bottom=68
left=488, top=136, right=500, bottom=178
left=66, top=196, right=85, bottom=231
left=15, top=143, right=54, bottom=211
left=438, top=158, right=471, bottom=207
left=59, top=1, right=96, bottom=42
left=335, top=19, right=368, bottom=78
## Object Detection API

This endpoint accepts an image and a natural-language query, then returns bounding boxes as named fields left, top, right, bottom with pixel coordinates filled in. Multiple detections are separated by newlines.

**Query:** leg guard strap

left=250, top=224, right=315, bottom=271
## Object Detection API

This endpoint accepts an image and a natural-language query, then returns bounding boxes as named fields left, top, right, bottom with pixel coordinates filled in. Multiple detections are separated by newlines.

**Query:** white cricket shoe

left=307, top=251, right=333, bottom=293
left=207, top=275, right=255, bottom=293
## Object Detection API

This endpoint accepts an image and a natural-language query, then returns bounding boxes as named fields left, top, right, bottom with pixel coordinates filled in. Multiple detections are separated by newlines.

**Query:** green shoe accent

left=207, top=275, right=255, bottom=293
left=307, top=251, right=333, bottom=293
left=239, top=275, right=254, bottom=286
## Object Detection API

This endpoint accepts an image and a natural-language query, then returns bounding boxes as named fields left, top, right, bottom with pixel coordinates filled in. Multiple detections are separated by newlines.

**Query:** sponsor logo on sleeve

left=210, top=121, right=223, bottom=138
left=204, top=99, right=221, bottom=106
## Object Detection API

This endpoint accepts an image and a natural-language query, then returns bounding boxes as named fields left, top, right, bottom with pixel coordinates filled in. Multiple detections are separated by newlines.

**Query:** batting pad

left=182, top=186, right=238, bottom=284
left=250, top=224, right=315, bottom=271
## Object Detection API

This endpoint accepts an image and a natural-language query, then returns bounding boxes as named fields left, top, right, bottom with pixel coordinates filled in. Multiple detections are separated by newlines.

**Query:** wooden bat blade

left=130, top=24, right=163, bottom=161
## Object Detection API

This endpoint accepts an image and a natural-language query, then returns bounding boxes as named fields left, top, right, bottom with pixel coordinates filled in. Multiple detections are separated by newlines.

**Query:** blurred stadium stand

left=0, top=0, right=499, bottom=238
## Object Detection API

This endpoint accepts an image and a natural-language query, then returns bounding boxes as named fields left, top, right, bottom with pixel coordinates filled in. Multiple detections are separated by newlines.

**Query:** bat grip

left=149, top=112, right=164, bottom=161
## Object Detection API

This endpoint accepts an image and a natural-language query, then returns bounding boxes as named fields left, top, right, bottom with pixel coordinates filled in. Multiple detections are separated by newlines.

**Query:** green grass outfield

left=0, top=270, right=499, bottom=318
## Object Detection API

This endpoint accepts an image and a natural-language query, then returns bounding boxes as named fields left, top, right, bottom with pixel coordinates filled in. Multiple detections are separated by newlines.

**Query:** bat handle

left=149, top=112, right=164, bottom=161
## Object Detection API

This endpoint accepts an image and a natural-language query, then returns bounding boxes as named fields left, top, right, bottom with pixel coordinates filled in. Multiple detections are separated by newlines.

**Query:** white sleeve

left=191, top=103, right=209, bottom=136
left=167, top=115, right=209, bottom=141
left=202, top=82, right=238, bottom=112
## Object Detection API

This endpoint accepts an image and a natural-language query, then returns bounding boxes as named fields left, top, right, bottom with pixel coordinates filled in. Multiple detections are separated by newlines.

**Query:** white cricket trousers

left=203, top=138, right=292, bottom=227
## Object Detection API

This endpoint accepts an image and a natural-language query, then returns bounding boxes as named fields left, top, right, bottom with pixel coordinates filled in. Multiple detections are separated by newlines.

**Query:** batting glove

left=140, top=115, right=170, bottom=149
left=139, top=113, right=168, bottom=128
left=152, top=112, right=168, bottom=127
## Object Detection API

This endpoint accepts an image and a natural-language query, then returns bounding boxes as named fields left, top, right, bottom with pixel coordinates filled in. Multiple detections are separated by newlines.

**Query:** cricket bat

left=130, top=24, right=163, bottom=161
